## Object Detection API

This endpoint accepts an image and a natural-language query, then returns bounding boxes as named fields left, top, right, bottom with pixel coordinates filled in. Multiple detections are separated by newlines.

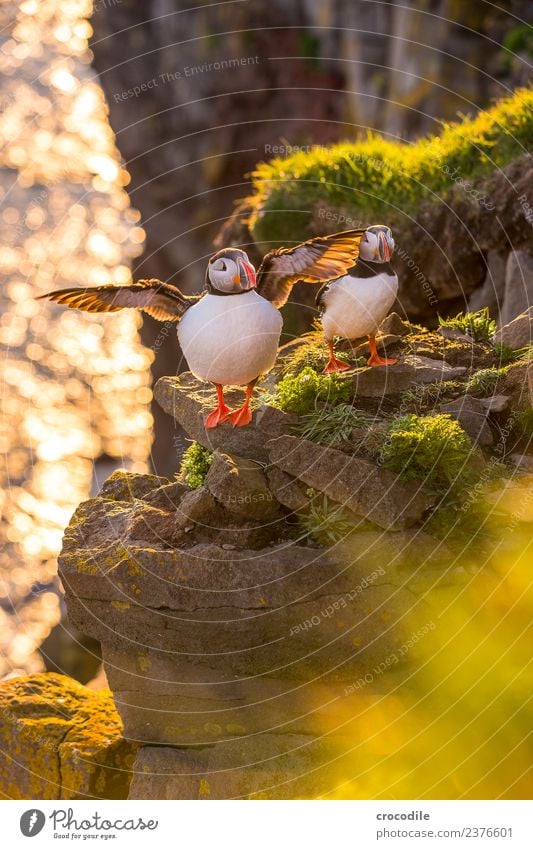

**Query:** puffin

left=40, top=230, right=366, bottom=428
left=316, top=225, right=399, bottom=372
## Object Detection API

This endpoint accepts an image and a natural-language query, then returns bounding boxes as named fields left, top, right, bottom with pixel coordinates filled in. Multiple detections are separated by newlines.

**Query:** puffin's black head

left=206, top=248, right=257, bottom=294
left=359, top=225, right=395, bottom=263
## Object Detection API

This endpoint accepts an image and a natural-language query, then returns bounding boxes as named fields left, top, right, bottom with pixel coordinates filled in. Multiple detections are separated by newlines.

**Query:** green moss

left=379, top=413, right=473, bottom=492
left=439, top=308, right=496, bottom=343
left=178, top=442, right=214, bottom=489
left=246, top=87, right=533, bottom=246
left=273, top=366, right=352, bottom=415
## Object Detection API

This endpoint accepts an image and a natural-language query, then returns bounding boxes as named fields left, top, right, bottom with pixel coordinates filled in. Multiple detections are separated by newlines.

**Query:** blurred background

left=0, top=0, right=531, bottom=695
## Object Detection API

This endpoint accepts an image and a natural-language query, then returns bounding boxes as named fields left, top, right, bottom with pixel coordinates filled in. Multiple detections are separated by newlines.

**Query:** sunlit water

left=0, top=0, right=152, bottom=678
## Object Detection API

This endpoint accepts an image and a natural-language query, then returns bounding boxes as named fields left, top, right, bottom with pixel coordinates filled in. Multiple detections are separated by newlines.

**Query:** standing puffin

left=316, top=225, right=399, bottom=372
left=40, top=230, right=366, bottom=428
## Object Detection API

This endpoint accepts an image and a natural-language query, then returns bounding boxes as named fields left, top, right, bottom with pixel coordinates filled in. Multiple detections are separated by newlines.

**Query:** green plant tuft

left=493, top=343, right=532, bottom=368
left=178, top=442, right=213, bottom=489
left=274, top=366, right=352, bottom=415
left=379, top=413, right=473, bottom=492
left=438, top=308, right=496, bottom=342
left=515, top=408, right=533, bottom=438
left=399, top=380, right=464, bottom=413
left=465, top=367, right=502, bottom=395
left=299, top=492, right=361, bottom=545
left=296, top=403, right=381, bottom=446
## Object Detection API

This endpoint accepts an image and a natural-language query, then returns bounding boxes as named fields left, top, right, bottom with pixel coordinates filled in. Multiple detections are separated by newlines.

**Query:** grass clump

left=400, top=380, right=464, bottom=413
left=465, top=367, right=502, bottom=394
left=178, top=442, right=213, bottom=489
left=274, top=366, right=352, bottom=415
left=438, top=308, right=496, bottom=342
left=493, top=343, right=533, bottom=367
left=379, top=413, right=473, bottom=492
left=296, top=403, right=380, bottom=445
left=247, top=87, right=533, bottom=246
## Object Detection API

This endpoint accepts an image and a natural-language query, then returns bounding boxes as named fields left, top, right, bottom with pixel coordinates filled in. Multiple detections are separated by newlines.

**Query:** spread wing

left=256, top=228, right=365, bottom=308
left=39, top=279, right=198, bottom=322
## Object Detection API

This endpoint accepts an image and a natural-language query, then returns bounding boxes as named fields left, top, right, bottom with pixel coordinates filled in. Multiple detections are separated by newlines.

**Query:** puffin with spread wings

left=40, top=229, right=366, bottom=428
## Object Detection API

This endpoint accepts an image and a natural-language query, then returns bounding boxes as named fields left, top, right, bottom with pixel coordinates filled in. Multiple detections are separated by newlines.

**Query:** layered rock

left=59, top=478, right=459, bottom=748
left=267, top=435, right=434, bottom=529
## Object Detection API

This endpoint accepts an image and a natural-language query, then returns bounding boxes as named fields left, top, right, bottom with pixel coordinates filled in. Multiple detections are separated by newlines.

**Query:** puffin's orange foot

left=323, top=357, right=350, bottom=374
left=367, top=354, right=398, bottom=367
left=205, top=404, right=231, bottom=428
left=227, top=404, right=253, bottom=427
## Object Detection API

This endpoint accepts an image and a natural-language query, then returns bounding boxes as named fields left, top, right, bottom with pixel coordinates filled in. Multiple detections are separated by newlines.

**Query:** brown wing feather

left=256, top=229, right=366, bottom=308
left=39, top=279, right=197, bottom=322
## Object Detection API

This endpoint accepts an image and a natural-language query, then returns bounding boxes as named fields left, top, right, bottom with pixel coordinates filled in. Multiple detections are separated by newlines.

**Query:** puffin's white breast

left=321, top=271, right=399, bottom=341
left=177, top=290, right=282, bottom=386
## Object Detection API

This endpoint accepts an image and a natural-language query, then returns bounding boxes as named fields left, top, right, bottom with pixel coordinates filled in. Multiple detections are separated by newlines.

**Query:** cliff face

left=2, top=308, right=530, bottom=799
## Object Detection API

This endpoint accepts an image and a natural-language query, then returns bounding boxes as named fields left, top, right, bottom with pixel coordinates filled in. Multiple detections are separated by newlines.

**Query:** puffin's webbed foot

left=226, top=381, right=256, bottom=427
left=205, top=384, right=231, bottom=429
left=227, top=404, right=253, bottom=427
left=205, top=405, right=231, bottom=428
left=367, top=335, right=398, bottom=368
left=323, top=357, right=350, bottom=374
left=367, top=353, right=398, bottom=367
left=323, top=340, right=350, bottom=373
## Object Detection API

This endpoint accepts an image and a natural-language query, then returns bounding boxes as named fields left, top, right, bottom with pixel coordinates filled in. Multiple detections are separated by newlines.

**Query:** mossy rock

left=0, top=673, right=137, bottom=800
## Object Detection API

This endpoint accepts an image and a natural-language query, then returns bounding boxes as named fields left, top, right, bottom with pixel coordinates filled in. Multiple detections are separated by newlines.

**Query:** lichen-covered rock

left=494, top=306, right=533, bottom=349
left=99, top=469, right=171, bottom=502
left=154, top=372, right=295, bottom=463
left=0, top=673, right=136, bottom=800
left=351, top=355, right=466, bottom=398
left=268, top=435, right=434, bottom=529
left=440, top=394, right=493, bottom=446
left=205, top=451, right=280, bottom=520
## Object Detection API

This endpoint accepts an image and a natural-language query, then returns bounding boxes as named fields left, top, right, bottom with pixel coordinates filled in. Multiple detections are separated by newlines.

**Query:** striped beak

left=378, top=231, right=391, bottom=262
left=238, top=258, right=257, bottom=289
